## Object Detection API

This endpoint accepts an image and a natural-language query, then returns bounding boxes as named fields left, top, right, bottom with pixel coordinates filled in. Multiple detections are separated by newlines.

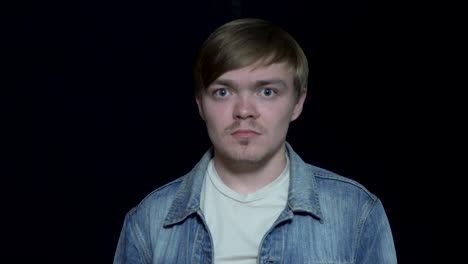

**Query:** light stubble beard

left=223, top=120, right=266, bottom=136
left=216, top=120, right=274, bottom=165
left=225, top=120, right=264, bottom=146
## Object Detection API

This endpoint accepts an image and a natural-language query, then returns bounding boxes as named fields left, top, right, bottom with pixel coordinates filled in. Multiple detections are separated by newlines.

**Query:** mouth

left=231, top=129, right=261, bottom=139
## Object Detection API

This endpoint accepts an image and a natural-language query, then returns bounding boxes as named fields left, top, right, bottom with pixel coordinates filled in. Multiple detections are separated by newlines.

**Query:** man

left=114, top=18, right=397, bottom=263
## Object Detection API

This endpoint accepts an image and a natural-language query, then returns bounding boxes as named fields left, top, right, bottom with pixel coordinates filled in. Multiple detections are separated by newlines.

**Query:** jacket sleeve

left=114, top=210, right=151, bottom=264
left=355, top=199, right=398, bottom=264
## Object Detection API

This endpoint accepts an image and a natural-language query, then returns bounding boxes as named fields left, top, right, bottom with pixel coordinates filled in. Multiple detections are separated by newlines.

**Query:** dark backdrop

left=3, top=0, right=436, bottom=263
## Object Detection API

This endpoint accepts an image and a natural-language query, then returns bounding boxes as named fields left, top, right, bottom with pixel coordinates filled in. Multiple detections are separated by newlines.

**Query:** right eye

left=213, top=88, right=231, bottom=97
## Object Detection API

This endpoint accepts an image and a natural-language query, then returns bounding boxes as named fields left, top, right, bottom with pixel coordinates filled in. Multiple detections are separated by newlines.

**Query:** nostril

left=232, top=100, right=259, bottom=120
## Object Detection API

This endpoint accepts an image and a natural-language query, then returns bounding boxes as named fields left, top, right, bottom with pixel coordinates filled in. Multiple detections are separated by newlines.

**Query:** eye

left=260, top=88, right=276, bottom=97
left=213, top=88, right=231, bottom=97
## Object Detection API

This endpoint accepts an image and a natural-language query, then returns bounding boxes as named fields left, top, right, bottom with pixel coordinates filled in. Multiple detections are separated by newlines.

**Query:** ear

left=290, top=88, right=307, bottom=121
left=195, top=97, right=205, bottom=121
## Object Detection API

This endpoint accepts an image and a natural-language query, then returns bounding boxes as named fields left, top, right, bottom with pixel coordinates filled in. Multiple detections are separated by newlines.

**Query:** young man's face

left=196, top=61, right=306, bottom=165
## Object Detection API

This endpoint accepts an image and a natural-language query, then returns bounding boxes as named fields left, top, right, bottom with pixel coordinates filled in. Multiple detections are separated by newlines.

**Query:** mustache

left=224, top=121, right=265, bottom=135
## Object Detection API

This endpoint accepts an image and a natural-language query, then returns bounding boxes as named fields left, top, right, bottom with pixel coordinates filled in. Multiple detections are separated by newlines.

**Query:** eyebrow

left=255, top=79, right=287, bottom=88
left=211, top=78, right=287, bottom=88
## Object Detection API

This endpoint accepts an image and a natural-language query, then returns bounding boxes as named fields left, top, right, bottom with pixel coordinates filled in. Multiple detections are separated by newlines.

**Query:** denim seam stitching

left=130, top=215, right=152, bottom=264
left=353, top=197, right=377, bottom=263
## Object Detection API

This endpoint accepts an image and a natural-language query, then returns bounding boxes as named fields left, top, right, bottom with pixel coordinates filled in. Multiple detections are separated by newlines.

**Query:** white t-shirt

left=200, top=157, right=290, bottom=264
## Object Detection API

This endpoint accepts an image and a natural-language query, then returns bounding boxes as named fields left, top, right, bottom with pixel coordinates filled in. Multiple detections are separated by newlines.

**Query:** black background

left=2, top=0, right=438, bottom=263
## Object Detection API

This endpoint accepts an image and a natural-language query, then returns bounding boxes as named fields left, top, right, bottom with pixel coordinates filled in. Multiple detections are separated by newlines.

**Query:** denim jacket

left=114, top=143, right=397, bottom=263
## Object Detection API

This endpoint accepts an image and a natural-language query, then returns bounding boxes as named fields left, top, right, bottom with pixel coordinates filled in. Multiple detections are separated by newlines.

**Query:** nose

left=233, top=95, right=259, bottom=120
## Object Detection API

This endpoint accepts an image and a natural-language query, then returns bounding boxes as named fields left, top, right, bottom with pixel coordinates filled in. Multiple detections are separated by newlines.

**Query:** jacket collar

left=163, top=142, right=323, bottom=227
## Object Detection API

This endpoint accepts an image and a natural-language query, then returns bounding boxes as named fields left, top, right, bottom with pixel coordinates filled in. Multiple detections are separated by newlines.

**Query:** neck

left=213, top=145, right=287, bottom=195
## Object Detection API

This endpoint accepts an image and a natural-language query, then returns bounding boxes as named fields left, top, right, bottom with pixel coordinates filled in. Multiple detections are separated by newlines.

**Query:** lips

left=231, top=129, right=261, bottom=138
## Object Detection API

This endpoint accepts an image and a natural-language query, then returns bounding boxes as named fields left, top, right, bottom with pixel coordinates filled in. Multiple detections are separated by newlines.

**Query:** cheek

left=203, top=106, right=230, bottom=129
left=262, top=104, right=294, bottom=124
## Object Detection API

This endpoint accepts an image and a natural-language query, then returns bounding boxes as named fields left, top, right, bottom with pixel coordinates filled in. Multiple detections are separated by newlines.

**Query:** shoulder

left=142, top=176, right=185, bottom=206
left=308, top=164, right=377, bottom=201
left=304, top=164, right=387, bottom=226
left=123, top=148, right=212, bottom=222
left=287, top=142, right=377, bottom=203
left=303, top=163, right=381, bottom=218
left=125, top=175, right=186, bottom=221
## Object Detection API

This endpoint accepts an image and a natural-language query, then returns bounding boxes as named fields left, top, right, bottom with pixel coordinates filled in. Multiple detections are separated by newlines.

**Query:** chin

left=213, top=136, right=278, bottom=164
left=223, top=145, right=268, bottom=164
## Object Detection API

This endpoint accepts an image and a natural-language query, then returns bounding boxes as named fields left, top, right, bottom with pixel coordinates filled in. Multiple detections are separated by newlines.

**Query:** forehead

left=215, top=61, right=293, bottom=85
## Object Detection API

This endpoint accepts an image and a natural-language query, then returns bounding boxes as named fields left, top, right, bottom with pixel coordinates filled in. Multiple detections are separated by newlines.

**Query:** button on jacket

left=114, top=143, right=397, bottom=264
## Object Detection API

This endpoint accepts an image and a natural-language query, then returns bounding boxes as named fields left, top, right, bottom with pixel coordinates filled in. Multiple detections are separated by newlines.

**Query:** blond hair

left=194, top=18, right=308, bottom=98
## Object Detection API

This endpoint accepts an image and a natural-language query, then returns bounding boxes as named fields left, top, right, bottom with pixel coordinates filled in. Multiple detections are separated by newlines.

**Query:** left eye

left=214, top=88, right=230, bottom=97
left=260, top=88, right=275, bottom=96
